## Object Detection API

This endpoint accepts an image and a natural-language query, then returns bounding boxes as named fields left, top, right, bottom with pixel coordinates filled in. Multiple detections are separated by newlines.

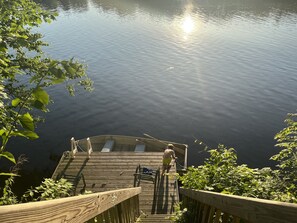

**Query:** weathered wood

left=53, top=151, right=179, bottom=217
left=89, top=197, right=138, bottom=223
left=140, top=214, right=171, bottom=222
left=194, top=200, right=200, bottom=223
left=95, top=213, right=104, bottom=223
left=75, top=135, right=186, bottom=156
left=201, top=204, right=210, bottom=223
left=207, top=207, right=215, bottom=223
left=197, top=202, right=203, bottom=223
left=116, top=204, right=123, bottom=223
left=184, top=145, right=188, bottom=169
left=232, top=216, right=241, bottom=223
left=214, top=210, right=221, bottom=223
left=48, top=135, right=186, bottom=223
left=0, top=187, right=141, bottom=223
left=103, top=211, right=110, bottom=222
left=180, top=188, right=297, bottom=223
left=222, top=213, right=229, bottom=223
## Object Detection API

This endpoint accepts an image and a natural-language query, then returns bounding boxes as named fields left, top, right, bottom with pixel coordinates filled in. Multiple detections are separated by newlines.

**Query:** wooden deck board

left=52, top=152, right=179, bottom=219
left=140, top=214, right=171, bottom=223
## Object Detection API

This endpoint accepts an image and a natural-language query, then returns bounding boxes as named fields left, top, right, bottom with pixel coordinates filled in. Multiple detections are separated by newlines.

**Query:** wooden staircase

left=52, top=152, right=179, bottom=222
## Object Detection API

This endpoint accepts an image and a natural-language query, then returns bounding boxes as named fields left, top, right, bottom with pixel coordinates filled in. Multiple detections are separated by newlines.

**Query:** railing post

left=133, top=195, right=140, bottom=221
left=117, top=203, right=123, bottom=223
left=70, top=137, right=78, bottom=158
left=184, top=144, right=188, bottom=169
left=87, top=137, right=93, bottom=158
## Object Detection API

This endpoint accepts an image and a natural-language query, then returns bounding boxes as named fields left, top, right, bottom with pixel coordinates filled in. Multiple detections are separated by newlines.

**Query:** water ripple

left=26, top=0, right=297, bottom=170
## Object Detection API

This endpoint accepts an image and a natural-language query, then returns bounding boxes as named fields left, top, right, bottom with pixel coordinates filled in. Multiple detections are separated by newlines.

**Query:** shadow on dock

left=52, top=152, right=179, bottom=218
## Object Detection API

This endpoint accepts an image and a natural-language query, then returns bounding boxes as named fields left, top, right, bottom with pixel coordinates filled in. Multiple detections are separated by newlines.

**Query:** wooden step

left=139, top=214, right=171, bottom=223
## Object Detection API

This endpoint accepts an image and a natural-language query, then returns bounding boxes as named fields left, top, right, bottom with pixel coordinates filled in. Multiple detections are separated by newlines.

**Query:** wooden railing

left=180, top=188, right=297, bottom=223
left=0, top=187, right=141, bottom=223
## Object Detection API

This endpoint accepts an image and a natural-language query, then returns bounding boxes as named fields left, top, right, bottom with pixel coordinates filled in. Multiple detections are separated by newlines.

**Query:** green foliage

left=0, top=176, right=73, bottom=205
left=0, top=155, right=27, bottom=205
left=0, top=177, right=18, bottom=205
left=180, top=147, right=296, bottom=203
left=167, top=202, right=188, bottom=223
left=180, top=145, right=258, bottom=195
left=0, top=0, right=92, bottom=205
left=180, top=113, right=297, bottom=204
left=0, top=151, right=16, bottom=164
left=271, top=113, right=297, bottom=189
left=22, top=178, right=73, bottom=202
left=0, top=155, right=73, bottom=205
left=0, top=0, right=93, bottom=173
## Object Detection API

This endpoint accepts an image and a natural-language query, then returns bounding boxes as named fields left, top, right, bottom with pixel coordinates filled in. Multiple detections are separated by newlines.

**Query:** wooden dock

left=52, top=151, right=179, bottom=222
left=2, top=135, right=296, bottom=223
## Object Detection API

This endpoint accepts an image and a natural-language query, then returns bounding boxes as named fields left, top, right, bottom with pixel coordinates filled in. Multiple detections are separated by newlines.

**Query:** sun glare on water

left=171, top=4, right=202, bottom=41
left=182, top=15, right=195, bottom=34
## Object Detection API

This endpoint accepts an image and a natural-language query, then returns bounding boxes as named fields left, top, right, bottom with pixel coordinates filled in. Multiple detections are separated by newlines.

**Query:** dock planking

left=52, top=151, right=179, bottom=222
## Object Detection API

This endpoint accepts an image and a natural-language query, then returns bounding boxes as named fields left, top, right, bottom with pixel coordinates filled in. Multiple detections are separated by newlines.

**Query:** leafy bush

left=22, top=178, right=73, bottom=202
left=167, top=202, right=188, bottom=223
left=180, top=113, right=297, bottom=203
left=0, top=177, right=18, bottom=205
left=0, top=155, right=28, bottom=205
left=0, top=0, right=92, bottom=205
left=271, top=113, right=297, bottom=196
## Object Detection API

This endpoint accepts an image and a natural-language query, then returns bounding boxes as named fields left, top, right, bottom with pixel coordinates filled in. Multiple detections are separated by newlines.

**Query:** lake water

left=9, top=0, right=297, bottom=185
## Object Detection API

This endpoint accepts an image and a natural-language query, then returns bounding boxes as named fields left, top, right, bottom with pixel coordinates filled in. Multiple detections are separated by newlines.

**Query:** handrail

left=0, top=187, right=141, bottom=223
left=180, top=188, right=297, bottom=223
left=183, top=144, right=188, bottom=169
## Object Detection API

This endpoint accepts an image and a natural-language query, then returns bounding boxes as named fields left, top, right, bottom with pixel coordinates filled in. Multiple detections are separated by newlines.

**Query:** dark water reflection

left=36, top=0, right=297, bottom=18
left=8, top=0, right=297, bottom=191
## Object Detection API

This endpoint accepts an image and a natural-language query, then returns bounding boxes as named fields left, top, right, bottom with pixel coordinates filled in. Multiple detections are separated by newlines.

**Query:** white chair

left=101, top=140, right=114, bottom=152
left=135, top=144, right=145, bottom=152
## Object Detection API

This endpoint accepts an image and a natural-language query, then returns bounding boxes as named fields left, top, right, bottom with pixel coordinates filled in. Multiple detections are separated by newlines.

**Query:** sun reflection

left=182, top=15, right=195, bottom=34
left=171, top=3, right=202, bottom=41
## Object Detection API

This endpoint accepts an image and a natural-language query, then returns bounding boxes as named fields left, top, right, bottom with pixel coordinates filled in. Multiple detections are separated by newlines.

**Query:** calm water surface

left=10, top=0, right=297, bottom=184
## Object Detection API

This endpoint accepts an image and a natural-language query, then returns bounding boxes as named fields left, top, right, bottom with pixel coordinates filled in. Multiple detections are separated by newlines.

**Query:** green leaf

left=49, top=67, right=64, bottom=79
left=12, top=98, right=21, bottom=107
left=0, top=151, right=16, bottom=164
left=63, top=63, right=76, bottom=75
left=50, top=78, right=65, bottom=84
left=21, top=130, right=39, bottom=140
left=0, top=45, right=7, bottom=52
left=32, top=100, right=45, bottom=110
left=0, top=173, right=19, bottom=177
left=32, top=87, right=49, bottom=106
left=0, top=129, right=8, bottom=143
left=0, top=129, right=6, bottom=136
left=19, top=113, right=34, bottom=131
left=11, top=130, right=39, bottom=140
left=0, top=58, right=8, bottom=66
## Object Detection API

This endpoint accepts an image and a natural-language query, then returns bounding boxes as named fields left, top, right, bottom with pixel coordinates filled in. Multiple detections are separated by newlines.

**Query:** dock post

left=70, top=137, right=78, bottom=158
left=87, top=137, right=93, bottom=158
